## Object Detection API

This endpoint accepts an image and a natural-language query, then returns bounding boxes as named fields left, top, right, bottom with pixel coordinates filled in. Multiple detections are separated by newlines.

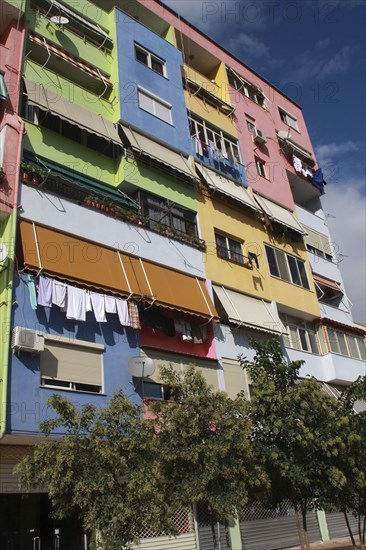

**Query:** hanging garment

left=27, top=275, right=38, bottom=310
left=128, top=301, right=141, bottom=330
left=194, top=138, right=203, bottom=156
left=85, top=291, right=92, bottom=313
left=292, top=155, right=303, bottom=173
left=90, top=291, right=107, bottom=322
left=201, top=141, right=209, bottom=157
left=309, top=167, right=327, bottom=193
left=52, top=280, right=67, bottom=308
left=191, top=324, right=203, bottom=344
left=66, top=285, right=87, bottom=322
left=37, top=275, right=53, bottom=307
left=105, top=295, right=117, bottom=314
left=115, top=298, right=130, bottom=326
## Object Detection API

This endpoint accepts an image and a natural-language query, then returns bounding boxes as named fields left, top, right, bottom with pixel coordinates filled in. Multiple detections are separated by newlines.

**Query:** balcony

left=191, top=138, right=247, bottom=184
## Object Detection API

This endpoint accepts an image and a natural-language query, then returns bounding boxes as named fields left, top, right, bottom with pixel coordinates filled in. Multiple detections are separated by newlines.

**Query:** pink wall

left=0, top=20, right=25, bottom=215
left=138, top=0, right=318, bottom=211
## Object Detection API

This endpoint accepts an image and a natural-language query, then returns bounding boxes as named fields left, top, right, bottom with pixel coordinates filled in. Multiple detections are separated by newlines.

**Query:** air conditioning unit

left=253, top=128, right=267, bottom=144
left=12, top=327, right=45, bottom=353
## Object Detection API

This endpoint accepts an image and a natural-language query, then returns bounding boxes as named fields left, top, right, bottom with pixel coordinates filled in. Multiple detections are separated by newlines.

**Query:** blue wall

left=116, top=11, right=193, bottom=156
left=7, top=274, right=140, bottom=436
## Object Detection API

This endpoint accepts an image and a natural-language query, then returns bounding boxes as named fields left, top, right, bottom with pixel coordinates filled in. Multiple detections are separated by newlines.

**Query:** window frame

left=40, top=336, right=104, bottom=394
left=138, top=87, right=173, bottom=125
left=139, top=191, right=198, bottom=237
left=215, top=231, right=245, bottom=266
left=325, top=327, right=366, bottom=360
left=278, top=107, right=299, bottom=131
left=265, top=244, right=310, bottom=289
left=188, top=112, right=242, bottom=164
left=134, top=43, right=167, bottom=77
left=227, top=69, right=266, bottom=108
left=281, top=314, right=320, bottom=355
left=255, top=158, right=266, bottom=178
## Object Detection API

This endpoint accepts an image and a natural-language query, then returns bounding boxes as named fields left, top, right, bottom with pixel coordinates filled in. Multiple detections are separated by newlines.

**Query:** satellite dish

left=278, top=130, right=292, bottom=140
left=50, top=15, right=70, bottom=25
left=0, top=243, right=9, bottom=263
left=128, top=356, right=155, bottom=378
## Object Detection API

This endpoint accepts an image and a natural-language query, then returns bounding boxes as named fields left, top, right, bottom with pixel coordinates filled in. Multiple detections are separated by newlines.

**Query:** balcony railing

left=191, top=138, right=247, bottom=184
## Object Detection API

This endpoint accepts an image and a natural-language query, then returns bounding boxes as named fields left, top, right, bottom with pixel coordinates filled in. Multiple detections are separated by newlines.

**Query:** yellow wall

left=198, top=193, right=320, bottom=317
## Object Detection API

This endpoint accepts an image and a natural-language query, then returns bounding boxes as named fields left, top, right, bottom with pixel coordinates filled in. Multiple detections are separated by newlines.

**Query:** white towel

left=292, top=155, right=303, bottom=173
left=37, top=275, right=53, bottom=307
left=105, top=295, right=117, bottom=314
left=85, top=291, right=92, bottom=312
left=116, top=298, right=130, bottom=326
left=66, top=285, right=87, bottom=322
left=52, top=280, right=67, bottom=308
left=90, top=291, right=106, bottom=322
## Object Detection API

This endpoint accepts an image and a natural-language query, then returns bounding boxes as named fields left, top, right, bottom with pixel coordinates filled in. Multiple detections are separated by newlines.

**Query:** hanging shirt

left=66, top=285, right=87, bottom=322
left=292, top=155, right=303, bottom=173
left=116, top=298, right=130, bottom=326
left=90, top=291, right=107, bottom=323
left=128, top=301, right=141, bottom=330
left=27, top=275, right=38, bottom=310
left=105, top=295, right=117, bottom=314
left=37, top=275, right=53, bottom=307
left=52, top=280, right=67, bottom=309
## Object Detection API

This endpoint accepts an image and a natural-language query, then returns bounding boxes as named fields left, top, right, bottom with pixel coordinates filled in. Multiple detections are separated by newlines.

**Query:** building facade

left=0, top=1, right=365, bottom=549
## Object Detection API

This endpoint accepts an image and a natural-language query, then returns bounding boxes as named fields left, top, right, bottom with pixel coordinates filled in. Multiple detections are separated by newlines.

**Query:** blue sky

left=163, top=0, right=366, bottom=324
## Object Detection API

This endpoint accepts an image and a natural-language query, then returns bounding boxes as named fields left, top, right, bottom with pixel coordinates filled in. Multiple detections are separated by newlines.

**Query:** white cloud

left=315, top=141, right=361, bottom=168
left=322, top=177, right=366, bottom=324
left=287, top=46, right=355, bottom=83
left=315, top=38, right=330, bottom=49
left=318, top=45, right=354, bottom=78
left=227, top=32, right=269, bottom=59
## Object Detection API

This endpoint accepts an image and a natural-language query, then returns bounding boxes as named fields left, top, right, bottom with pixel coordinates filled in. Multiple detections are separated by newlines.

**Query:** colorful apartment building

left=0, top=0, right=365, bottom=548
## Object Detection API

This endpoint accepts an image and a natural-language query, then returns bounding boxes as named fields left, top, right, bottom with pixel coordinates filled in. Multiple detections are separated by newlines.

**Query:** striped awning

left=29, top=33, right=110, bottom=83
left=19, top=220, right=218, bottom=320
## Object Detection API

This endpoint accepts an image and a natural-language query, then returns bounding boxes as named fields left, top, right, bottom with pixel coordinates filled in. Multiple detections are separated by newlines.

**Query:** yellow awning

left=19, top=220, right=217, bottom=319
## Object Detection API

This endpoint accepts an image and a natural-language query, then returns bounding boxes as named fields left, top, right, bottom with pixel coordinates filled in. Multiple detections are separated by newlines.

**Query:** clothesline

left=29, top=274, right=141, bottom=329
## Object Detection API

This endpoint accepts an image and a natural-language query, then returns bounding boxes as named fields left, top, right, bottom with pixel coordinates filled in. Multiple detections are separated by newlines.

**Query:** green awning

left=23, top=152, right=138, bottom=210
left=0, top=73, right=8, bottom=101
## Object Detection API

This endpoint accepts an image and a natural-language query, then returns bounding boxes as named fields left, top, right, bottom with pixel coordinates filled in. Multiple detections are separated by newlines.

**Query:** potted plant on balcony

left=29, top=164, right=47, bottom=187
left=20, top=161, right=33, bottom=182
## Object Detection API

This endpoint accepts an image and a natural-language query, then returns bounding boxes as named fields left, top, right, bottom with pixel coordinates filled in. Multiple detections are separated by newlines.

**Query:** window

left=246, top=119, right=255, bottom=133
left=188, top=112, right=242, bottom=164
left=135, top=44, right=166, bottom=77
left=281, top=314, right=320, bottom=354
left=303, top=226, right=333, bottom=261
left=325, top=327, right=366, bottom=360
left=215, top=232, right=245, bottom=265
left=227, top=69, right=266, bottom=107
left=255, top=158, right=266, bottom=178
left=279, top=107, right=298, bottom=131
left=139, top=192, right=198, bottom=237
left=138, top=88, right=172, bottom=124
left=265, top=245, right=310, bottom=289
left=40, top=339, right=104, bottom=394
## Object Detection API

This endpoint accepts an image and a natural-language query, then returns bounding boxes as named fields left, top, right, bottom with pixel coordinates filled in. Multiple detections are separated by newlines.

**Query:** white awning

left=196, top=164, right=260, bottom=211
left=213, top=285, right=286, bottom=335
left=24, top=79, right=121, bottom=144
left=120, top=124, right=197, bottom=181
left=254, top=194, right=306, bottom=235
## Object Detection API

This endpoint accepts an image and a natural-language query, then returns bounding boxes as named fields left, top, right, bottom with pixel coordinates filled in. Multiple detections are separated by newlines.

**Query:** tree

left=147, top=365, right=268, bottom=550
left=240, top=339, right=348, bottom=550
left=331, top=376, right=366, bottom=549
left=15, top=392, right=173, bottom=550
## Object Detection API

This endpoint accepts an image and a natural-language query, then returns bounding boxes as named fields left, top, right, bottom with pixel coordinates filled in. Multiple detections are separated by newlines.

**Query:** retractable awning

left=278, top=134, right=315, bottom=165
left=24, top=79, right=120, bottom=144
left=196, top=164, right=259, bottom=212
left=213, top=284, right=286, bottom=335
left=120, top=124, right=197, bottom=182
left=0, top=73, right=8, bottom=101
left=185, top=77, right=234, bottom=114
left=254, top=194, right=306, bottom=236
left=29, top=34, right=111, bottom=83
left=312, top=274, right=342, bottom=292
left=19, top=221, right=218, bottom=319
